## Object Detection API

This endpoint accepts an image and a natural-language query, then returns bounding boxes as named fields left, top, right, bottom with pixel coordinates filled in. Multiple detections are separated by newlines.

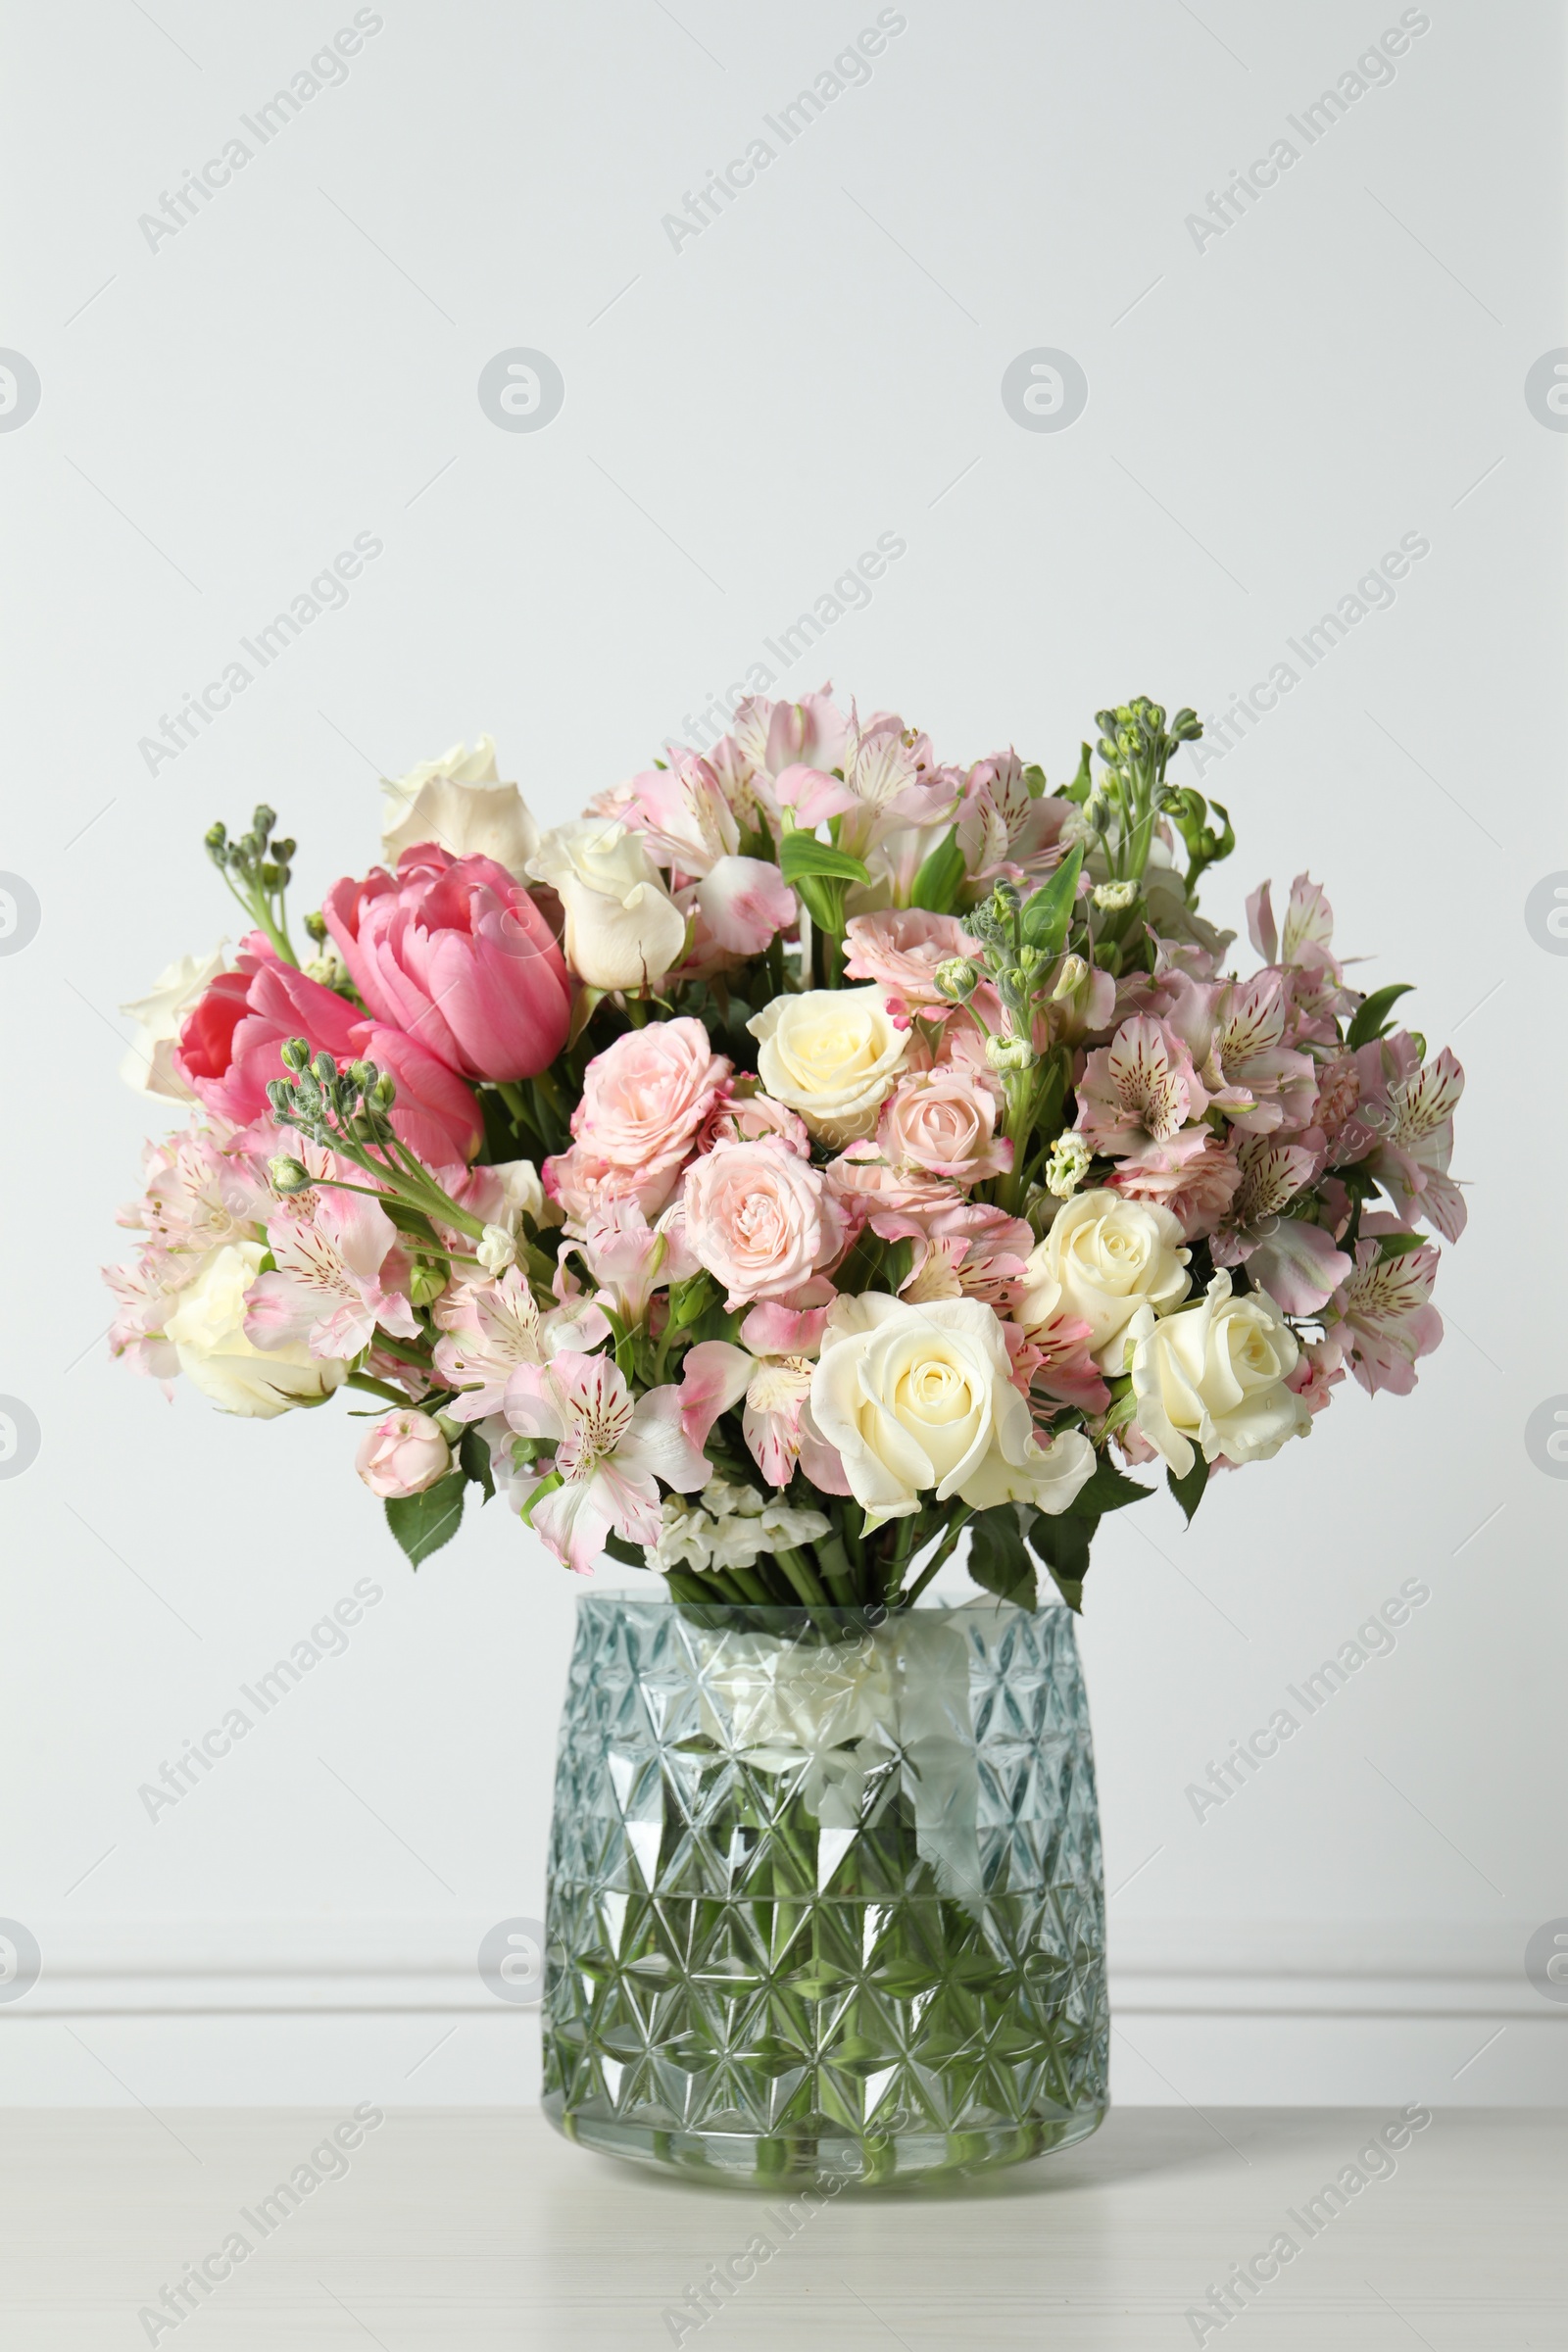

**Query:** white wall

left=2, top=0, right=1564, bottom=2111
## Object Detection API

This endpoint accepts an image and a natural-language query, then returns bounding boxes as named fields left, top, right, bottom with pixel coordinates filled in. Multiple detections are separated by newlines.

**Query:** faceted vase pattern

left=542, top=1592, right=1108, bottom=2187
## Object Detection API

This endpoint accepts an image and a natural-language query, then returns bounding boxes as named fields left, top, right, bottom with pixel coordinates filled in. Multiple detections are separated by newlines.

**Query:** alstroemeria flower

left=575, top=1199, right=700, bottom=1327
left=431, top=1266, right=609, bottom=1421
left=1211, top=1138, right=1351, bottom=1313
left=245, top=1187, right=419, bottom=1361
left=1327, top=1230, right=1444, bottom=1396
left=1163, top=970, right=1316, bottom=1136
left=501, top=1351, right=709, bottom=1574
left=1074, top=1016, right=1210, bottom=1157
left=1339, top=1033, right=1466, bottom=1242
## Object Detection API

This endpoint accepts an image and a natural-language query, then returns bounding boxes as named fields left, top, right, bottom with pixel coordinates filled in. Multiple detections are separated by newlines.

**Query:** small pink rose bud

left=355, top=1410, right=451, bottom=1499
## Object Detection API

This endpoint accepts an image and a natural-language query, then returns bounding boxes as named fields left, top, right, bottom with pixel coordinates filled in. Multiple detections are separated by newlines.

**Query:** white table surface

left=7, top=2106, right=1564, bottom=2349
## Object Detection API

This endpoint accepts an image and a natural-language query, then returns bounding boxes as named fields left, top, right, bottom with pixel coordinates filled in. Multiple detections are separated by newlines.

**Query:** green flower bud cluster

left=267, top=1040, right=397, bottom=1152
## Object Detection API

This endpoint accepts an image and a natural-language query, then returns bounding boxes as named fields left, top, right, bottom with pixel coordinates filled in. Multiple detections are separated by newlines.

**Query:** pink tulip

left=323, top=846, right=571, bottom=1083
left=174, top=939, right=482, bottom=1168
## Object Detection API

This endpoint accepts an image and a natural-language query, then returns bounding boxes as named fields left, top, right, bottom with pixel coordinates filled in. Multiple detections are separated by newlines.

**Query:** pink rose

left=1104, top=1132, right=1242, bottom=1241
left=355, top=1409, right=452, bottom=1498
left=877, top=1068, right=1010, bottom=1183
left=823, top=1142, right=964, bottom=1231
left=175, top=940, right=482, bottom=1168
left=682, top=1142, right=847, bottom=1308
left=556, top=1018, right=732, bottom=1215
left=695, top=1083, right=810, bottom=1157
left=323, top=845, right=570, bottom=1083
left=842, top=908, right=981, bottom=1005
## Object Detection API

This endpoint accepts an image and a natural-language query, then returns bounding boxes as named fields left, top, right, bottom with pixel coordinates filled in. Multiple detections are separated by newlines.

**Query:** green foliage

left=384, top=1471, right=466, bottom=1568
left=1068, top=1455, right=1153, bottom=1517
left=1162, top=786, right=1234, bottom=896
left=779, top=834, right=871, bottom=887
left=909, top=829, right=967, bottom=915
left=1166, top=1451, right=1209, bottom=1525
left=458, top=1424, right=495, bottom=1502
left=1020, top=845, right=1084, bottom=957
left=1347, top=983, right=1413, bottom=1051
left=1027, top=1511, right=1093, bottom=1613
left=967, top=1506, right=1038, bottom=1607
left=603, top=1531, right=646, bottom=1568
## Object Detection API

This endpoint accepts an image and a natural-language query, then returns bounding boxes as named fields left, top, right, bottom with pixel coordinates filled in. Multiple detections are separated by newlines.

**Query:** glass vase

left=541, top=1592, right=1108, bottom=2188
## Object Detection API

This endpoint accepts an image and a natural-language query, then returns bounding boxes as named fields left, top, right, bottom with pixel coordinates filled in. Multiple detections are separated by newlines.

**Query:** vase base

left=542, top=2095, right=1107, bottom=2190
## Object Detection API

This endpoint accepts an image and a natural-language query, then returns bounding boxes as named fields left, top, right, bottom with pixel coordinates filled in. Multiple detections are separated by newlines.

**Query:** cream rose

left=809, top=1294, right=1095, bottom=1531
left=165, top=1243, right=347, bottom=1418
left=748, top=986, right=910, bottom=1147
left=527, top=818, right=688, bottom=992
left=1127, top=1271, right=1312, bottom=1476
left=1016, top=1189, right=1191, bottom=1372
left=119, top=947, right=226, bottom=1101
left=381, top=736, right=540, bottom=877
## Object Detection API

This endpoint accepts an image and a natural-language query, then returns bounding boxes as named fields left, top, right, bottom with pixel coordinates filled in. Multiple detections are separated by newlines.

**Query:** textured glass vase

left=542, top=1592, right=1108, bottom=2188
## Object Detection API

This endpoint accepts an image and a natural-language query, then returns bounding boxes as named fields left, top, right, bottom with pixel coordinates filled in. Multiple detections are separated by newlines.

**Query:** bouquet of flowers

left=107, top=692, right=1464, bottom=1612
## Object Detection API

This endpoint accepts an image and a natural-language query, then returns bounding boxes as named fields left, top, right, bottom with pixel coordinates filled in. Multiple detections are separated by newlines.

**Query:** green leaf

left=779, top=833, right=871, bottom=887
left=1166, top=1451, right=1209, bottom=1526
left=1377, top=1230, right=1426, bottom=1260
left=458, top=1424, right=495, bottom=1502
left=1027, top=1511, right=1095, bottom=1613
left=1069, top=1456, right=1152, bottom=1516
left=1346, top=983, right=1413, bottom=1051
left=793, top=872, right=847, bottom=937
left=879, top=1236, right=914, bottom=1295
left=566, top=985, right=607, bottom=1049
left=967, top=1506, right=1038, bottom=1607
left=1021, top=763, right=1049, bottom=800
left=384, top=1471, right=466, bottom=1568
left=909, top=828, right=967, bottom=915
left=1020, top=844, right=1084, bottom=957
left=603, top=1531, right=647, bottom=1568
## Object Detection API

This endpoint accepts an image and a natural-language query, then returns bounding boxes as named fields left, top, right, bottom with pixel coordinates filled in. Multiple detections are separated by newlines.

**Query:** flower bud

left=409, top=1262, right=447, bottom=1308
left=1093, top=880, right=1137, bottom=911
left=1043, top=1132, right=1092, bottom=1200
left=370, top=1073, right=397, bottom=1112
left=268, top=1154, right=312, bottom=1195
left=985, top=1033, right=1035, bottom=1073
left=1051, top=953, right=1089, bottom=1002
left=312, top=1051, right=337, bottom=1084
left=281, top=1037, right=312, bottom=1072
left=934, top=957, right=979, bottom=1003
left=476, top=1223, right=517, bottom=1277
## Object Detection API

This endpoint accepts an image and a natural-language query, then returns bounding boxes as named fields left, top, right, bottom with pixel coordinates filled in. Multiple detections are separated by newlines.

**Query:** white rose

left=380, top=736, right=541, bottom=877
left=748, top=987, right=910, bottom=1147
left=1016, top=1189, right=1191, bottom=1372
left=118, top=947, right=226, bottom=1101
left=527, top=819, right=688, bottom=992
left=165, top=1243, right=347, bottom=1418
left=809, top=1294, right=1096, bottom=1532
left=1127, top=1271, right=1311, bottom=1477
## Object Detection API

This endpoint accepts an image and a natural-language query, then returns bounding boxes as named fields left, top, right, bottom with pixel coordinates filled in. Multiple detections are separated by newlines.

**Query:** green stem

left=899, top=1509, right=973, bottom=1610
left=811, top=1534, right=859, bottom=1609
left=347, top=1370, right=416, bottom=1405
left=772, top=1545, right=832, bottom=1607
left=495, top=1078, right=532, bottom=1128
left=624, top=995, right=648, bottom=1027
